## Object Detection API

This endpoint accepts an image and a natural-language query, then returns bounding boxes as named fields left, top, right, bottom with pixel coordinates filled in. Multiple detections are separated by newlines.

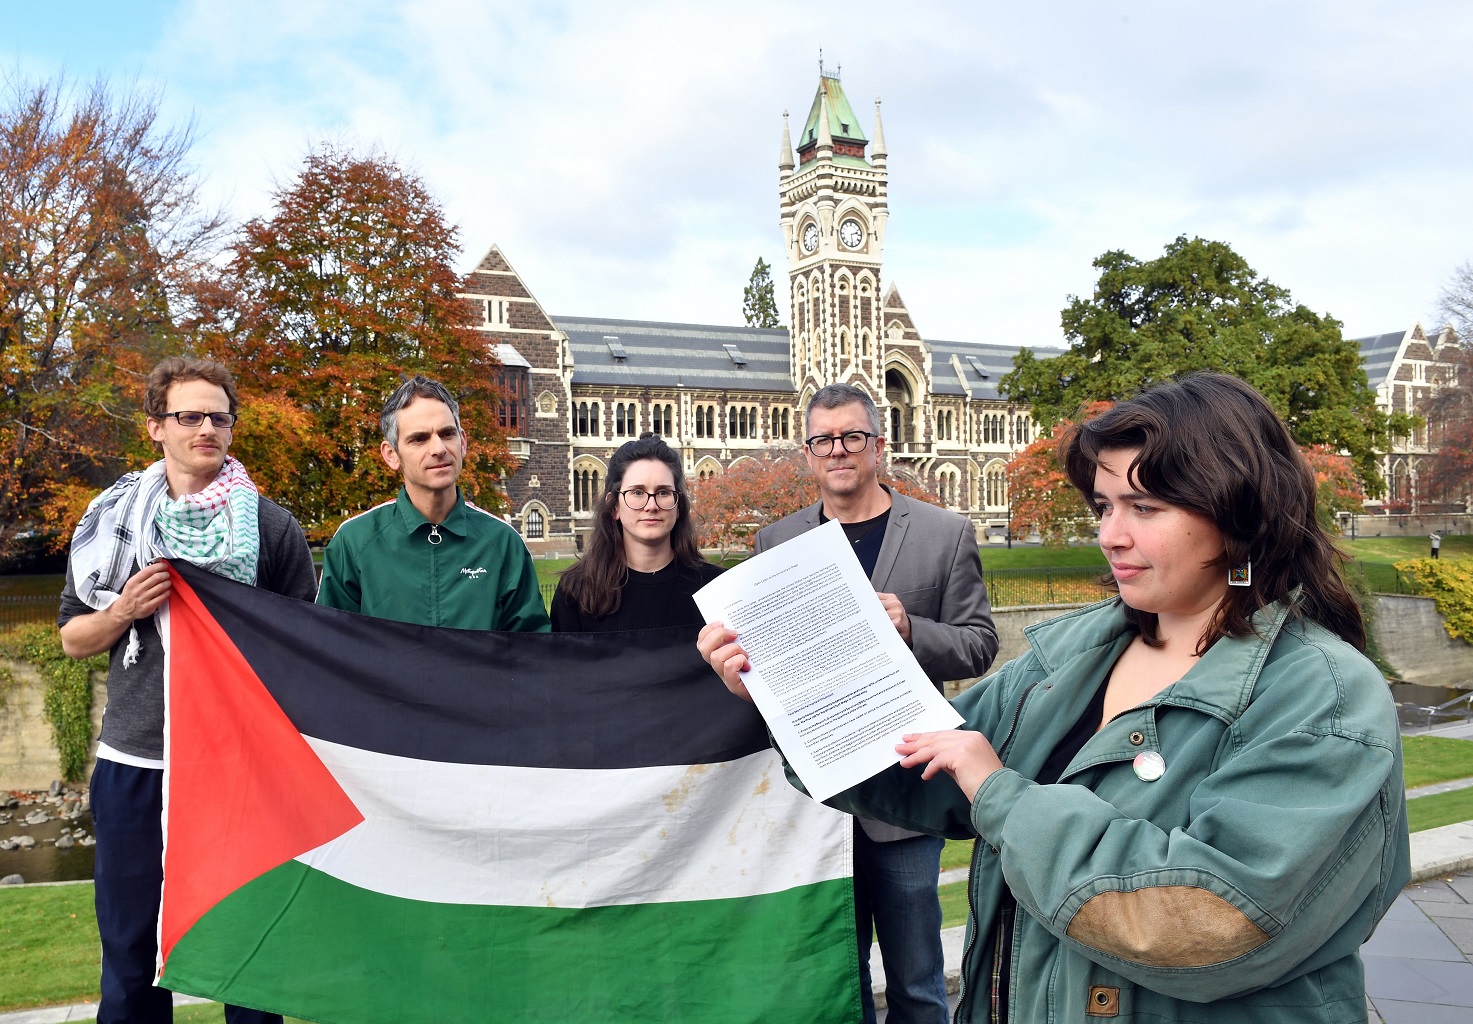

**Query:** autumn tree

left=0, top=76, right=225, bottom=557
left=1005, top=406, right=1111, bottom=547
left=691, top=446, right=940, bottom=556
left=1300, top=444, right=1368, bottom=530
left=1001, top=236, right=1408, bottom=494
left=197, top=145, right=513, bottom=540
left=742, top=258, right=782, bottom=329
left=1427, top=270, right=1473, bottom=505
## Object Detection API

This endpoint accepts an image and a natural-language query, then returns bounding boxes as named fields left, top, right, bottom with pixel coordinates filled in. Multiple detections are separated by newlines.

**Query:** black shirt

left=550, top=559, right=725, bottom=633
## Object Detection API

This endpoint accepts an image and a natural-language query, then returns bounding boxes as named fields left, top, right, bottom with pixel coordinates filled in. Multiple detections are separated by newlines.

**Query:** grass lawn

left=0, top=573, right=65, bottom=597
left=0, top=883, right=100, bottom=1011
left=942, top=838, right=973, bottom=872
left=1344, top=536, right=1473, bottom=563
left=1402, top=736, right=1473, bottom=789
left=939, top=880, right=969, bottom=930
left=975, top=546, right=1106, bottom=569
left=1407, top=788, right=1473, bottom=834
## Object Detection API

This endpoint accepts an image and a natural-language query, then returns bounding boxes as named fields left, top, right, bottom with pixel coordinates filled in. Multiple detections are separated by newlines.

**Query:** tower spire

left=871, top=98, right=887, bottom=160
left=816, top=85, right=833, bottom=154
left=779, top=110, right=794, bottom=174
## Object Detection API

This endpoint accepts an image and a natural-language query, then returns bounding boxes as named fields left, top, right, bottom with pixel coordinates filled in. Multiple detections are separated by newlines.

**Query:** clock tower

left=779, top=69, right=889, bottom=405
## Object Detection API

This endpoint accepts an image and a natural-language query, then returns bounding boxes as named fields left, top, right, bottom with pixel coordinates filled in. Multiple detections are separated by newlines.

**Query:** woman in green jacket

left=704, top=373, right=1410, bottom=1023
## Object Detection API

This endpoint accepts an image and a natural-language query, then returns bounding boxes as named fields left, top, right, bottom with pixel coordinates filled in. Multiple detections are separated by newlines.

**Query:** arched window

left=524, top=508, right=545, bottom=540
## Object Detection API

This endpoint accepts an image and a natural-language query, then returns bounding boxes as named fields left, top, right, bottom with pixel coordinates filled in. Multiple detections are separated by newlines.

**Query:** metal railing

left=981, top=567, right=1107, bottom=609
left=0, top=595, right=60, bottom=632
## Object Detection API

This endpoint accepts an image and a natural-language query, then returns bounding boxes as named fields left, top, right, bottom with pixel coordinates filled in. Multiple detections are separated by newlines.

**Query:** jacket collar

left=394, top=487, right=469, bottom=538
left=807, top=484, right=905, bottom=586
left=1024, top=596, right=1296, bottom=723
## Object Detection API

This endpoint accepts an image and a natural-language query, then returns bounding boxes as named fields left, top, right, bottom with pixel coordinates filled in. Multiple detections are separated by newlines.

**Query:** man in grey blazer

left=700, top=383, right=998, bottom=1024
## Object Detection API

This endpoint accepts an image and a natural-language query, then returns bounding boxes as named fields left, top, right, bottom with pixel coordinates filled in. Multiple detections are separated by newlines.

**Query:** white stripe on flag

left=296, top=739, right=851, bottom=908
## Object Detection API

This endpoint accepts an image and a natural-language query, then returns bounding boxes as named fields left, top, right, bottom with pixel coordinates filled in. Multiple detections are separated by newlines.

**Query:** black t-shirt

left=550, top=559, right=725, bottom=633
left=820, top=509, right=890, bottom=578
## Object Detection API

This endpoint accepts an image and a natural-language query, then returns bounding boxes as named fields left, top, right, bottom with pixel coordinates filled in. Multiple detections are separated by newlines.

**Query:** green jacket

left=317, top=488, right=550, bottom=633
left=830, top=598, right=1409, bottom=1024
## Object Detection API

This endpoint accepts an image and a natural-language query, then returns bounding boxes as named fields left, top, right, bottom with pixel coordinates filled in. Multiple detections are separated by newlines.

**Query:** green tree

left=742, top=258, right=782, bottom=329
left=195, top=145, right=513, bottom=540
left=1001, top=236, right=1408, bottom=494
left=0, top=75, right=224, bottom=557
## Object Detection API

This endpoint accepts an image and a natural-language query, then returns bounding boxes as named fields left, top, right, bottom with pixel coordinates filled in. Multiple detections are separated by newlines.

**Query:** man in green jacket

left=317, top=376, right=550, bottom=632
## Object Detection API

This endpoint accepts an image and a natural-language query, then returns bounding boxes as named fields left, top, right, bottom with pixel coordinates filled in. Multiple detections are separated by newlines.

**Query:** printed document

left=694, top=519, right=963, bottom=801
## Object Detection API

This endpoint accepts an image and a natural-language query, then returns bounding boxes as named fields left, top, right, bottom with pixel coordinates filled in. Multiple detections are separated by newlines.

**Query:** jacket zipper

left=956, top=680, right=1041, bottom=1024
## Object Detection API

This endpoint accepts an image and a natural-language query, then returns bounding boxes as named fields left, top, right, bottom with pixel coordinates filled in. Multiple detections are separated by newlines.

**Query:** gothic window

left=695, top=404, right=716, bottom=439
left=572, top=463, right=603, bottom=513
left=986, top=466, right=1007, bottom=508
left=839, top=329, right=850, bottom=356
left=496, top=367, right=529, bottom=432
left=1015, top=416, right=1031, bottom=445
left=524, top=508, right=544, bottom=540
left=860, top=329, right=870, bottom=357
left=770, top=407, right=792, bottom=440
left=572, top=401, right=601, bottom=437
left=615, top=402, right=638, bottom=437
left=651, top=403, right=673, bottom=437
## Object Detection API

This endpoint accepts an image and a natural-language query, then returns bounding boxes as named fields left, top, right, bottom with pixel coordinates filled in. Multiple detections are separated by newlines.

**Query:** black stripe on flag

left=173, top=562, right=769, bottom=770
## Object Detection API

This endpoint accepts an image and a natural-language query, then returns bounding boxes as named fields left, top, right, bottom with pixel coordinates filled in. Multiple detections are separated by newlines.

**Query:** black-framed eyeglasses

left=619, top=487, right=679, bottom=511
left=160, top=411, right=238, bottom=429
left=805, top=430, right=877, bottom=457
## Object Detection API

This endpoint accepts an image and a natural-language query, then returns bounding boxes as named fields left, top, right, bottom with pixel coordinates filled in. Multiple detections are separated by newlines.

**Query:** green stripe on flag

left=163, top=859, right=861, bottom=1024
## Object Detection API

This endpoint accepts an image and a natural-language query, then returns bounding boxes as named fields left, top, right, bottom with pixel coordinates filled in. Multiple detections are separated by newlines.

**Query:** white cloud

left=12, top=0, right=1473, bottom=343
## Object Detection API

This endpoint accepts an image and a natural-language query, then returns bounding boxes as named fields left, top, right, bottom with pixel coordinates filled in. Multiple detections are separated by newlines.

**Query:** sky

left=8, top=0, right=1472, bottom=347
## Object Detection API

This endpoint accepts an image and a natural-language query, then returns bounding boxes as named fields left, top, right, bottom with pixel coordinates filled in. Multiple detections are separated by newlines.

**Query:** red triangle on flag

left=158, top=563, right=365, bottom=970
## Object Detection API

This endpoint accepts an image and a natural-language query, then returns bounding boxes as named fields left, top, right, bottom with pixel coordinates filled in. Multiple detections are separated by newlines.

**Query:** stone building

left=1355, top=323, right=1467, bottom=513
left=459, top=70, right=1060, bottom=551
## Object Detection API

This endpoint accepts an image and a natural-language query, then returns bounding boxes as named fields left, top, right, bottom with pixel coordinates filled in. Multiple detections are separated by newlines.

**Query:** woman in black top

left=551, top=433, right=722, bottom=632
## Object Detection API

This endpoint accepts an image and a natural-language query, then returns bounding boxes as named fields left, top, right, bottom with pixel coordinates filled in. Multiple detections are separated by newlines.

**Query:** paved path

left=1364, top=872, right=1473, bottom=1022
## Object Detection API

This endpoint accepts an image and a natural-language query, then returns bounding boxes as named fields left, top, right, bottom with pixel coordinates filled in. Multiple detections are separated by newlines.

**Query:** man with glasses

left=59, top=357, right=317, bottom=1024
left=316, top=376, right=549, bottom=632
left=699, top=382, right=997, bottom=1024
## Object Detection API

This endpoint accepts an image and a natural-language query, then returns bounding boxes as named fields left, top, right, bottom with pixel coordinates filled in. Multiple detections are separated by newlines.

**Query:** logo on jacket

left=461, top=567, right=487, bottom=579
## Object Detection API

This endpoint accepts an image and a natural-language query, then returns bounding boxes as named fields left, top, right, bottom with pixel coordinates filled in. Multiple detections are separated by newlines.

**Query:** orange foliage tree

left=1299, top=443, right=1367, bottom=529
left=1006, top=404, right=1111, bottom=547
left=691, top=446, right=941, bottom=556
left=194, top=146, right=513, bottom=540
left=0, top=76, right=225, bottom=558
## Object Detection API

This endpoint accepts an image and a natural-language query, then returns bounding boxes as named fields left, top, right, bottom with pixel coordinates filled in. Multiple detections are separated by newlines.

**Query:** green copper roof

left=798, top=76, right=868, bottom=150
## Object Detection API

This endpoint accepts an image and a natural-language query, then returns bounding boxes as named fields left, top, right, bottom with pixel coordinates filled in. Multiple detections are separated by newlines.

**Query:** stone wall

left=1373, top=595, right=1473, bottom=687
left=0, top=662, right=106, bottom=790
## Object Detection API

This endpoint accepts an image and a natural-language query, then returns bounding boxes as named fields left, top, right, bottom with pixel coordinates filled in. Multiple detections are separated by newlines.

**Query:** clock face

left=839, top=218, right=864, bottom=249
left=801, top=222, right=820, bottom=254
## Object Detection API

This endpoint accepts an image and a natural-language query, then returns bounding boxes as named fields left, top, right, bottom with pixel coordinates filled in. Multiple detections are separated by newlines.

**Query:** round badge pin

left=1133, top=750, right=1166, bottom=782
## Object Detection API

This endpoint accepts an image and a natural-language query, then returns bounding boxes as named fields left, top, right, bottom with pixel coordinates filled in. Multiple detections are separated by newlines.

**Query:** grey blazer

left=754, top=488, right=1000, bottom=841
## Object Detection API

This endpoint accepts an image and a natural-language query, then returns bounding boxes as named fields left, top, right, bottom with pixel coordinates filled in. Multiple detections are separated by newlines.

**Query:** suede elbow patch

left=1066, top=886, right=1270, bottom=968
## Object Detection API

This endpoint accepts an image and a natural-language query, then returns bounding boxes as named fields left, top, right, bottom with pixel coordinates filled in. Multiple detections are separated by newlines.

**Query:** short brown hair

left=144, top=357, right=239, bottom=418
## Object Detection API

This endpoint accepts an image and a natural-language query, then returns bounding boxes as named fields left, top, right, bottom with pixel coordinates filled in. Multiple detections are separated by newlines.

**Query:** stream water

left=0, top=789, right=94, bottom=885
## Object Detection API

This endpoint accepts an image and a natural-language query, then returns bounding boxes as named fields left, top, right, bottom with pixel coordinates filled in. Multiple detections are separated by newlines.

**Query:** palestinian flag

left=157, top=561, right=858, bottom=1024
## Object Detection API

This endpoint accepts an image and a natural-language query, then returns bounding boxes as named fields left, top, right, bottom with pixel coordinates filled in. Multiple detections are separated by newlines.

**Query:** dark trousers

left=91, top=759, right=282, bottom=1024
left=853, top=824, right=949, bottom=1024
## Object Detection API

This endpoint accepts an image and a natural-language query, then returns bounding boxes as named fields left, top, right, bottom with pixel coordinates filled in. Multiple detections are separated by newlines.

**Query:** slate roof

left=928, top=339, right=1066, bottom=401
left=553, top=316, right=794, bottom=393
left=554, top=315, right=1059, bottom=400
left=1353, top=330, right=1407, bottom=390
left=798, top=76, right=868, bottom=151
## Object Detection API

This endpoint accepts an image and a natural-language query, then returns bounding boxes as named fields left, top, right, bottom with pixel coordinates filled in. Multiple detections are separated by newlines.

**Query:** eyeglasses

left=619, top=487, right=679, bottom=510
left=159, top=411, right=238, bottom=429
left=805, top=430, right=878, bottom=457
